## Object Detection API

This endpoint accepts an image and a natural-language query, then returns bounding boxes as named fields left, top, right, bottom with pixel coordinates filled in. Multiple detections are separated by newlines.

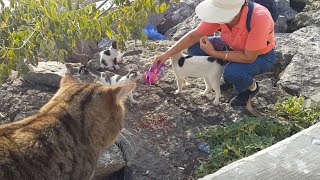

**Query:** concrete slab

left=199, top=123, right=320, bottom=180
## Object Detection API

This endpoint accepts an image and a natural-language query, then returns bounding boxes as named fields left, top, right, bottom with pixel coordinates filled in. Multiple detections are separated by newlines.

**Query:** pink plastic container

left=143, top=63, right=166, bottom=86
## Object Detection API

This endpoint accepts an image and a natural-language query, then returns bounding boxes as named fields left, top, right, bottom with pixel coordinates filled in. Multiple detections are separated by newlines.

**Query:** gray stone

left=278, top=53, right=320, bottom=97
left=273, top=33, right=296, bottom=77
left=165, top=13, right=201, bottom=41
left=290, top=0, right=307, bottom=12
left=157, top=2, right=198, bottom=35
left=94, top=144, right=126, bottom=179
left=275, top=15, right=288, bottom=33
left=23, top=61, right=67, bottom=87
left=276, top=0, right=298, bottom=19
left=302, top=92, right=320, bottom=108
left=276, top=26, right=320, bottom=97
left=293, top=0, right=320, bottom=29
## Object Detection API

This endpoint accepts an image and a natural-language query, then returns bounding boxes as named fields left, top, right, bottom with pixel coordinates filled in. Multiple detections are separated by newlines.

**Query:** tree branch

left=72, top=50, right=91, bottom=59
left=7, top=29, right=36, bottom=50
left=96, top=0, right=110, bottom=11
left=97, top=2, right=114, bottom=18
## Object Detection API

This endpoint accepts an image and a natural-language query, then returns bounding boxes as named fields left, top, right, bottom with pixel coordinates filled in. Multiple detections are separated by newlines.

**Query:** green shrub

left=275, top=96, right=320, bottom=128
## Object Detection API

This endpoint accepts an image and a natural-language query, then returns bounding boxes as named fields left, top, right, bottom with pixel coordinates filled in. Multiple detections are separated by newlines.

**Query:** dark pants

left=187, top=36, right=276, bottom=93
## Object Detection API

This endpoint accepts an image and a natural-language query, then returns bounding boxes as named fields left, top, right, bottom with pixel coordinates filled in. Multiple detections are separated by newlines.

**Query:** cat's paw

left=213, top=99, right=220, bottom=105
left=174, top=90, right=181, bottom=94
left=184, top=81, right=191, bottom=86
left=107, top=66, right=115, bottom=71
left=201, top=91, right=209, bottom=96
left=130, top=100, right=138, bottom=104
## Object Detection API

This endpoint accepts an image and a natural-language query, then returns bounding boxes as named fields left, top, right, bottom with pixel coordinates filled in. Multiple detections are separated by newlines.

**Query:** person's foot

left=249, top=82, right=260, bottom=98
left=229, top=82, right=260, bottom=107
left=229, top=91, right=250, bottom=107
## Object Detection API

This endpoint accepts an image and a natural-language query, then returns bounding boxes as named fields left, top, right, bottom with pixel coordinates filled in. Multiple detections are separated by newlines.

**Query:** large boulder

left=22, top=61, right=67, bottom=88
left=292, top=0, right=320, bottom=29
left=165, top=13, right=201, bottom=41
left=157, top=1, right=202, bottom=35
left=276, top=26, right=320, bottom=97
left=276, top=0, right=298, bottom=20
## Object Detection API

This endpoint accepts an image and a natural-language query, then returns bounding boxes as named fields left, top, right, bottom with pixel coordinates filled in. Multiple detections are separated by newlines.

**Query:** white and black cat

left=80, top=66, right=141, bottom=103
left=99, top=41, right=124, bottom=70
left=170, top=52, right=228, bottom=105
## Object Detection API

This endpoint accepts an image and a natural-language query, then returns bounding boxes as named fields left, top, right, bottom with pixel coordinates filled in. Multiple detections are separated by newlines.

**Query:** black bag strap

left=246, top=1, right=254, bottom=32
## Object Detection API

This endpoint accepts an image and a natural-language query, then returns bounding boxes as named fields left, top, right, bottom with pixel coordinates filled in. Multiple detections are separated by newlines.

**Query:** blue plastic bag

left=143, top=23, right=165, bottom=40
left=198, top=142, right=210, bottom=155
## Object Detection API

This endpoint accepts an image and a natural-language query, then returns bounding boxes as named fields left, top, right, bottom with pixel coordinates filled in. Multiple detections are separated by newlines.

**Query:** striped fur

left=0, top=75, right=136, bottom=180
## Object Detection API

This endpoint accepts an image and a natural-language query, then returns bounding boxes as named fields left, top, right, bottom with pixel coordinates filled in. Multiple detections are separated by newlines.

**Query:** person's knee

left=224, top=66, right=238, bottom=82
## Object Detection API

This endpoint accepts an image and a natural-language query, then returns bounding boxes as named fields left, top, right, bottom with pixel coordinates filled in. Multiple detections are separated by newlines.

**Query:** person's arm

left=153, top=29, right=203, bottom=66
left=165, top=29, right=203, bottom=57
left=209, top=48, right=260, bottom=63
left=199, top=36, right=260, bottom=63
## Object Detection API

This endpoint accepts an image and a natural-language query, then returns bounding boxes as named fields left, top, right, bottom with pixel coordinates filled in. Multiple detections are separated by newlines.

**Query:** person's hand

left=153, top=53, right=170, bottom=67
left=200, top=36, right=216, bottom=55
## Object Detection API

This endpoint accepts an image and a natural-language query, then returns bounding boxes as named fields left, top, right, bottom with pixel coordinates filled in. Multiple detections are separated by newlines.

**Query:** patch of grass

left=196, top=96, right=320, bottom=178
left=196, top=116, right=300, bottom=178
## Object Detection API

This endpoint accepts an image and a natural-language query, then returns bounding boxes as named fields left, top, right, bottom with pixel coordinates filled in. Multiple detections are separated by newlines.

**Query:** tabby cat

left=0, top=75, right=136, bottom=180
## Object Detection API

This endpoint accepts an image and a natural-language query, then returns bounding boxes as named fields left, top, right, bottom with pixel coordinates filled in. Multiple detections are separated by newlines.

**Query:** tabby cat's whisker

left=121, top=129, right=137, bottom=149
left=120, top=133, right=137, bottom=154
left=122, top=128, right=140, bottom=139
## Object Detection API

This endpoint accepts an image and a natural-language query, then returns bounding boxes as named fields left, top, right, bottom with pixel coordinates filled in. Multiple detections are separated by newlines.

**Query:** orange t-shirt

left=195, top=3, right=275, bottom=55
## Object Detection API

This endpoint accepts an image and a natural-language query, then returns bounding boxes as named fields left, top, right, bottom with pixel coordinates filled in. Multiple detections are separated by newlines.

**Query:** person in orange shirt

left=153, top=0, right=276, bottom=107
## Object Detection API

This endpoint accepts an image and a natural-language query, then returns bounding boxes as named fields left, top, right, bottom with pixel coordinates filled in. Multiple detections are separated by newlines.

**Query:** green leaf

left=39, top=0, right=44, bottom=6
left=159, top=3, right=167, bottom=13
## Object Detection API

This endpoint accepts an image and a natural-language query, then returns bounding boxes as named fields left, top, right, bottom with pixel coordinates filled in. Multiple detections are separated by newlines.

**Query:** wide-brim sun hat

left=195, top=0, right=245, bottom=23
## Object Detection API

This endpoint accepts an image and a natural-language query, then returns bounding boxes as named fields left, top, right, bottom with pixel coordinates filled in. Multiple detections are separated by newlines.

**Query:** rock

left=274, top=15, right=288, bottom=33
left=294, top=9, right=320, bottom=28
left=302, top=92, right=320, bottom=108
left=23, top=61, right=67, bottom=88
left=273, top=33, right=296, bottom=77
left=293, top=0, right=320, bottom=29
left=165, top=13, right=201, bottom=41
left=290, top=0, right=307, bottom=12
left=94, top=144, right=126, bottom=179
left=157, top=1, right=200, bottom=35
left=276, top=26, right=320, bottom=97
left=278, top=53, right=320, bottom=97
left=148, top=13, right=165, bottom=28
left=68, top=39, right=99, bottom=65
left=276, top=0, right=298, bottom=20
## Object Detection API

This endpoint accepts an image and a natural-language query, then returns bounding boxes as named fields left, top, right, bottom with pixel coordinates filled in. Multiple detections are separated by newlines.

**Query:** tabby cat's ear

left=110, top=83, right=136, bottom=104
left=60, top=75, right=77, bottom=87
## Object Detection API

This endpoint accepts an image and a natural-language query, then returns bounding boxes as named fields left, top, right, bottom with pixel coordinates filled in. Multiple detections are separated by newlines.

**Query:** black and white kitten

left=80, top=66, right=141, bottom=103
left=99, top=41, right=124, bottom=70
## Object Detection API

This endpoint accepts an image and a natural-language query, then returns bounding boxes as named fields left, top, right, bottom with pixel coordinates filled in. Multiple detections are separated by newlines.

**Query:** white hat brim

left=195, top=0, right=243, bottom=23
